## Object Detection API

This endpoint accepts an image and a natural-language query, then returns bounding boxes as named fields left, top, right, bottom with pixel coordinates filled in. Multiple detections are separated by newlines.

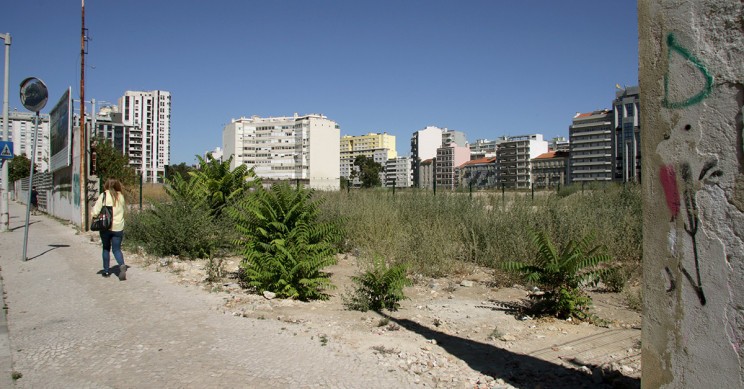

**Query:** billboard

left=49, top=87, right=72, bottom=172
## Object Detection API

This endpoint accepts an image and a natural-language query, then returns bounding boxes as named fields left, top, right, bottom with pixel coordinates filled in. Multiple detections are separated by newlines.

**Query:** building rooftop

left=458, top=157, right=496, bottom=168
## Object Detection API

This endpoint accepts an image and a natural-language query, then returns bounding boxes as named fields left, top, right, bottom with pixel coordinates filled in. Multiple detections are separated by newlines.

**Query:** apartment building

left=613, top=86, right=641, bottom=182
left=419, top=158, right=434, bottom=189
left=410, top=126, right=443, bottom=187
left=568, top=109, right=614, bottom=183
left=496, top=134, right=548, bottom=189
left=222, top=113, right=340, bottom=190
left=458, top=157, right=497, bottom=189
left=339, top=132, right=396, bottom=184
left=92, top=110, right=138, bottom=169
left=384, top=156, right=412, bottom=188
left=435, top=143, right=470, bottom=190
left=531, top=151, right=569, bottom=188
left=5, top=110, right=51, bottom=172
left=118, top=90, right=171, bottom=183
left=469, top=137, right=508, bottom=159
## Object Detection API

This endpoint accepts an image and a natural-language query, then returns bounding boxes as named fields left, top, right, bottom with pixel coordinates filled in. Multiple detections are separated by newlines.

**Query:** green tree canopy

left=92, top=138, right=137, bottom=189
left=8, top=154, right=32, bottom=183
left=165, top=162, right=195, bottom=182
left=351, top=155, right=383, bottom=188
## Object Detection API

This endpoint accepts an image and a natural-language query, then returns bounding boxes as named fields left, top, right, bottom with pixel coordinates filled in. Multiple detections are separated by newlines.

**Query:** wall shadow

left=379, top=312, right=640, bottom=389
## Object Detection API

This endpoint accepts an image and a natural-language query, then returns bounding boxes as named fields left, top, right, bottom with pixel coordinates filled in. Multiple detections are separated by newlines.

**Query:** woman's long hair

left=103, top=179, right=123, bottom=207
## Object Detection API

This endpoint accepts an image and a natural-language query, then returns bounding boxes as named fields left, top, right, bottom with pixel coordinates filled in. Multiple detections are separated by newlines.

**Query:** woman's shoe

left=118, top=265, right=127, bottom=281
left=101, top=271, right=110, bottom=277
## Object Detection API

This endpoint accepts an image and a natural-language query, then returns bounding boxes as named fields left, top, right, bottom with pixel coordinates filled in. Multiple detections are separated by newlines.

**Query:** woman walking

left=92, top=178, right=128, bottom=280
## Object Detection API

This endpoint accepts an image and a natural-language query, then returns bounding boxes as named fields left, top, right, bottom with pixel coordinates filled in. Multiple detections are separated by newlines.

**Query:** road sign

left=0, top=141, right=13, bottom=159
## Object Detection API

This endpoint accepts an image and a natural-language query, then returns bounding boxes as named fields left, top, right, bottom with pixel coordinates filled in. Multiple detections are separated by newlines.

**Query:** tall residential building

left=339, top=132, right=396, bottom=184
left=118, top=90, right=171, bottom=183
left=568, top=109, right=614, bottom=183
left=222, top=113, right=340, bottom=190
left=92, top=110, right=139, bottom=173
left=496, top=134, right=549, bottom=189
left=385, top=156, right=412, bottom=188
left=410, top=126, right=443, bottom=187
left=613, top=86, right=641, bottom=182
left=435, top=143, right=471, bottom=190
left=531, top=151, right=569, bottom=188
left=6, top=110, right=50, bottom=172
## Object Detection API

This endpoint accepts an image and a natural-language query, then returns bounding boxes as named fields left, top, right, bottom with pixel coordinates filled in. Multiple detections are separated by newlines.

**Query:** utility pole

left=79, top=0, right=88, bottom=231
left=1, top=33, right=10, bottom=232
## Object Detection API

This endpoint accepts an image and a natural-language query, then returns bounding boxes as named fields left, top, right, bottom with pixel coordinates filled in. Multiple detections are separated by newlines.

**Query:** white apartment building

left=385, top=156, right=412, bottom=188
left=339, top=132, right=396, bottom=184
left=5, top=110, right=51, bottom=172
left=118, top=90, right=171, bottom=183
left=496, top=134, right=549, bottom=189
left=410, top=126, right=443, bottom=187
left=568, top=109, right=614, bottom=183
left=223, top=113, right=340, bottom=190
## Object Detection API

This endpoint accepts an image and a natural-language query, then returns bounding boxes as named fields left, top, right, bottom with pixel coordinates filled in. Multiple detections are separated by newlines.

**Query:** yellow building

left=339, top=132, right=397, bottom=180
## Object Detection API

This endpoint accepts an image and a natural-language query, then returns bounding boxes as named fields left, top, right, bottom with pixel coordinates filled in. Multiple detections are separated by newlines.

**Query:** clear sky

left=3, top=0, right=638, bottom=164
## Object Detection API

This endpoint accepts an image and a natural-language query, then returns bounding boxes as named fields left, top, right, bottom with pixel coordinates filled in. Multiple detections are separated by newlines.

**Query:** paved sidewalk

left=0, top=201, right=416, bottom=388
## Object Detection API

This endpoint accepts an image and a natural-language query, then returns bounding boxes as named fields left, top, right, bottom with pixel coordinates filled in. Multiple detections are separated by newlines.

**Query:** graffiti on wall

left=658, top=31, right=720, bottom=306
left=663, top=33, right=714, bottom=109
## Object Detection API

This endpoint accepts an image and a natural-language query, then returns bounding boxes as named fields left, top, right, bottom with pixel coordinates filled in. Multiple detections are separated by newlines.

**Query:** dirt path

left=139, top=253, right=642, bottom=388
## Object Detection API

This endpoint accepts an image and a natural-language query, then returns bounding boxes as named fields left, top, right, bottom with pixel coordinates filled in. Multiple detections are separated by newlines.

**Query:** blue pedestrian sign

left=0, top=141, right=13, bottom=159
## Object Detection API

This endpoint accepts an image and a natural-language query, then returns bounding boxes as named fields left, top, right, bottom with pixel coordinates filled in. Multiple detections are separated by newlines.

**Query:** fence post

left=139, top=174, right=143, bottom=210
left=531, top=183, right=534, bottom=201
left=469, top=181, right=473, bottom=199
left=433, top=177, right=437, bottom=196
left=502, top=183, right=505, bottom=205
left=392, top=179, right=396, bottom=196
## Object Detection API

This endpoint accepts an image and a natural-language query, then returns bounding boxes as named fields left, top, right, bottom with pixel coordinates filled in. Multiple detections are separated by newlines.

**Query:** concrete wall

left=639, top=1, right=744, bottom=387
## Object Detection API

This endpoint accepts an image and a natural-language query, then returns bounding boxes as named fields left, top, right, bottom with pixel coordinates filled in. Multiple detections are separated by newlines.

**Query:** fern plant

left=228, top=183, right=342, bottom=300
left=502, top=230, right=612, bottom=319
left=344, top=256, right=412, bottom=312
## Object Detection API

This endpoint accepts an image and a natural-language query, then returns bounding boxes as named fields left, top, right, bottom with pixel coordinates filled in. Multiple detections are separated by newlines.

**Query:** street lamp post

left=1, top=33, right=11, bottom=232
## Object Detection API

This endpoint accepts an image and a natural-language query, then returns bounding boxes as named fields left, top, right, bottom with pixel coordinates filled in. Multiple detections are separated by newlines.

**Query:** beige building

left=222, top=113, right=340, bottom=190
left=531, top=151, right=568, bottom=188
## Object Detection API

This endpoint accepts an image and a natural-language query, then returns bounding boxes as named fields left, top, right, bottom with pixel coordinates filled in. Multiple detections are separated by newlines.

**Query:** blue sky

left=3, top=1, right=638, bottom=164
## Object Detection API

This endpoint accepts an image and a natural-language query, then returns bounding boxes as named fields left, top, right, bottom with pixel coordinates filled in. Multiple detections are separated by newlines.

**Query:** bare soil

left=127, top=252, right=642, bottom=388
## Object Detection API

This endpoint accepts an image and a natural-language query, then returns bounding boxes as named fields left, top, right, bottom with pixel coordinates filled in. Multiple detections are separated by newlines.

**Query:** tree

left=92, top=139, right=136, bottom=189
left=165, top=162, right=194, bottom=182
left=352, top=155, right=383, bottom=188
left=8, top=154, right=32, bottom=183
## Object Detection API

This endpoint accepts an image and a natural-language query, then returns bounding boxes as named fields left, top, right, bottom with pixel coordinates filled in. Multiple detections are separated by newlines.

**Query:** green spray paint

left=663, top=33, right=714, bottom=109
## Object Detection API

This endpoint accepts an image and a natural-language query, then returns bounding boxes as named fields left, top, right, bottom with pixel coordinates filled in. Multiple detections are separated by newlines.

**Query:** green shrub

left=124, top=197, right=232, bottom=259
left=228, top=183, right=342, bottom=300
left=344, top=256, right=412, bottom=312
left=502, top=230, right=613, bottom=319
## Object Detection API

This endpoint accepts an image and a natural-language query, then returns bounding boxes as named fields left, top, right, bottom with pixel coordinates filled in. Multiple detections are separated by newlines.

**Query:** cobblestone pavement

left=0, top=201, right=416, bottom=388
